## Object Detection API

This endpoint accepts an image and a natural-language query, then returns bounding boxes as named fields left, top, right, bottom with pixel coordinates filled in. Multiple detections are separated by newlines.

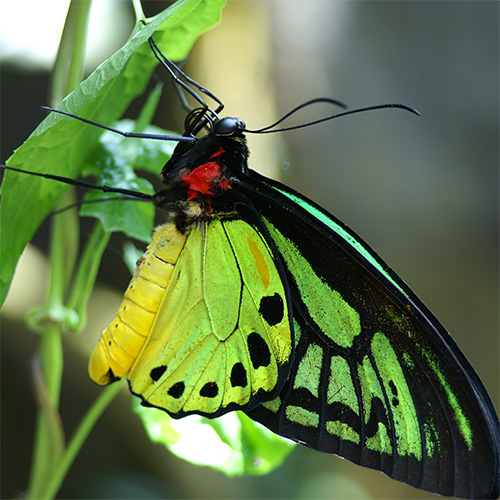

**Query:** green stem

left=67, top=221, right=111, bottom=330
left=28, top=188, right=111, bottom=500
left=52, top=0, right=92, bottom=103
left=26, top=1, right=93, bottom=498
left=27, top=326, right=65, bottom=500
left=131, top=0, right=146, bottom=23
left=27, top=190, right=76, bottom=499
left=40, top=383, right=124, bottom=500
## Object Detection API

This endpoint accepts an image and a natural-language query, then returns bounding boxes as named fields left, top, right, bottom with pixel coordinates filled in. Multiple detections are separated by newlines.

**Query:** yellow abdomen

left=88, top=223, right=187, bottom=385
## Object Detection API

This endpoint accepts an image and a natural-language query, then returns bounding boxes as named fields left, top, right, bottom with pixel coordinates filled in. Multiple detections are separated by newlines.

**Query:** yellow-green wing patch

left=127, top=217, right=292, bottom=417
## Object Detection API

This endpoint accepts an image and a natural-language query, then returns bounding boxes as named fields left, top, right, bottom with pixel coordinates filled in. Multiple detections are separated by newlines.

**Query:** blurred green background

left=1, top=1, right=498, bottom=499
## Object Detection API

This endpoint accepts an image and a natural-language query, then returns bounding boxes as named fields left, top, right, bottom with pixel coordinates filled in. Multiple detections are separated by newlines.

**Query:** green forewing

left=240, top=171, right=499, bottom=499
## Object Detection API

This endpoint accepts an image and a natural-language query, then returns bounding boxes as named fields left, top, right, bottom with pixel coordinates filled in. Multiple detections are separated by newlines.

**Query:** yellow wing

left=89, top=217, right=293, bottom=417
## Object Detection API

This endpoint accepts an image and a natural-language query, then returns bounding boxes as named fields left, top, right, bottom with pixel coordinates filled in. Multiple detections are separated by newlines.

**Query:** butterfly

left=5, top=34, right=498, bottom=499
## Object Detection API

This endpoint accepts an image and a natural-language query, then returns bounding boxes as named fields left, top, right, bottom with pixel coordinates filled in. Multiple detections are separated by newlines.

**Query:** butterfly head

left=213, top=117, right=246, bottom=137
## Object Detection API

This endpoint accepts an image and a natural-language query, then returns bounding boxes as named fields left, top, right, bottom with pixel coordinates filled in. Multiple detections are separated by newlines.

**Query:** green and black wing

left=237, top=170, right=499, bottom=499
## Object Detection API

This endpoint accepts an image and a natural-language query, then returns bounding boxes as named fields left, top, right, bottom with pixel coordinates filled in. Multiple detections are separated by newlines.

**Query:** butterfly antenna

left=245, top=100, right=420, bottom=134
left=1, top=164, right=153, bottom=201
left=148, top=37, right=223, bottom=114
left=49, top=196, right=150, bottom=217
left=170, top=58, right=197, bottom=114
left=40, top=106, right=195, bottom=142
left=137, top=20, right=223, bottom=131
left=148, top=36, right=224, bottom=136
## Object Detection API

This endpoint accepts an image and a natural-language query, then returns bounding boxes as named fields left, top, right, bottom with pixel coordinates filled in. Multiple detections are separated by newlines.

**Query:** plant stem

left=26, top=191, right=72, bottom=498
left=132, top=0, right=146, bottom=23
left=26, top=1, right=93, bottom=498
left=67, top=221, right=111, bottom=331
left=27, top=330, right=65, bottom=498
left=52, top=0, right=92, bottom=104
left=40, top=383, right=124, bottom=499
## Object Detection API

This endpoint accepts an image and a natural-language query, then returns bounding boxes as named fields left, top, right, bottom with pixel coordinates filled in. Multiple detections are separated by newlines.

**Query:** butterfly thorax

left=153, top=118, right=249, bottom=232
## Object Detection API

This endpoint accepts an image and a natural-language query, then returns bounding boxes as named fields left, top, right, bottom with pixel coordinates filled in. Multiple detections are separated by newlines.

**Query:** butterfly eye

left=213, top=117, right=246, bottom=136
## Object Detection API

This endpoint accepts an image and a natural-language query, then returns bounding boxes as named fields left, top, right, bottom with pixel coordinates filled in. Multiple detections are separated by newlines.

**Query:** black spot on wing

left=231, top=362, right=248, bottom=387
left=259, top=293, right=284, bottom=326
left=168, top=381, right=185, bottom=398
left=150, top=365, right=167, bottom=382
left=389, top=380, right=398, bottom=397
left=247, top=332, right=271, bottom=369
left=200, top=382, right=218, bottom=398
left=388, top=380, right=399, bottom=406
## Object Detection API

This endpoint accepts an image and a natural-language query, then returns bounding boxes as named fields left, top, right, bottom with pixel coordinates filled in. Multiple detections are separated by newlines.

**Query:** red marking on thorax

left=210, top=146, right=225, bottom=159
left=182, top=161, right=229, bottom=201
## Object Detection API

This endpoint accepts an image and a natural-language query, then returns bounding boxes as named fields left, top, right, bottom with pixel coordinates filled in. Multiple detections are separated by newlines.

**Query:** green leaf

left=0, top=0, right=225, bottom=306
left=132, top=398, right=295, bottom=476
left=79, top=119, right=177, bottom=243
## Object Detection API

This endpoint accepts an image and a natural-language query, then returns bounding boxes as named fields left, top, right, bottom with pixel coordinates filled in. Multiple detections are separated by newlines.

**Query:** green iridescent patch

left=371, top=332, right=421, bottom=459
left=418, top=343, right=473, bottom=450
left=261, top=397, right=281, bottom=414
left=286, top=405, right=319, bottom=428
left=357, top=355, right=393, bottom=455
left=327, top=355, right=358, bottom=414
left=293, top=343, right=323, bottom=397
left=326, top=420, right=360, bottom=444
left=263, top=218, right=361, bottom=348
